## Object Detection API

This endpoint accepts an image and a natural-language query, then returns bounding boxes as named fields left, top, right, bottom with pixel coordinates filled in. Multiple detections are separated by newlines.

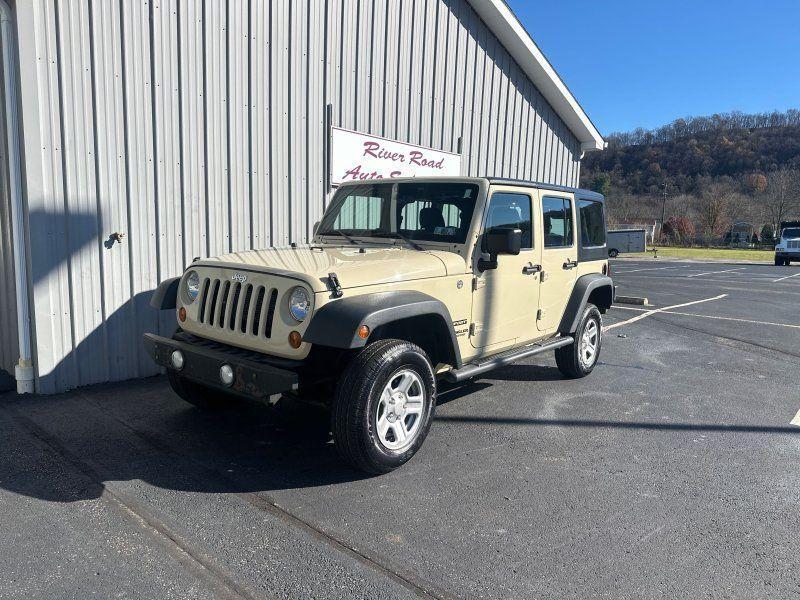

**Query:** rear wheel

left=609, top=249, right=619, bottom=258
left=332, top=339, right=436, bottom=474
left=555, top=304, right=602, bottom=379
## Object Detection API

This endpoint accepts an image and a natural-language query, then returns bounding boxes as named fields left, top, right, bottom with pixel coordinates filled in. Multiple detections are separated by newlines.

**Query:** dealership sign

left=330, top=127, right=462, bottom=185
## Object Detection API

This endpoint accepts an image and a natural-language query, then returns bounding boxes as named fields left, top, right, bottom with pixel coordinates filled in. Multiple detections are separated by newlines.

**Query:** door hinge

left=469, top=322, right=482, bottom=336
left=472, top=276, right=486, bottom=291
left=537, top=309, right=546, bottom=321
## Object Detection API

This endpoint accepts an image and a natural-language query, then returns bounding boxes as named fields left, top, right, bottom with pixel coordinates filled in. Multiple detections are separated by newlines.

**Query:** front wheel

left=555, top=304, right=602, bottom=378
left=775, top=256, right=784, bottom=266
left=332, top=339, right=436, bottom=474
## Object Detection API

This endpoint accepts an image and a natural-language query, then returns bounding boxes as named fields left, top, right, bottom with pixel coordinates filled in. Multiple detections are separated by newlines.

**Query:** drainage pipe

left=0, top=1, right=33, bottom=394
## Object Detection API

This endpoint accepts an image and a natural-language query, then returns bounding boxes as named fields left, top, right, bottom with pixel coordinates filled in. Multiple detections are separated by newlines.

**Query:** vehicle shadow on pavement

left=0, top=379, right=372, bottom=504
left=434, top=365, right=564, bottom=407
left=479, top=364, right=566, bottom=382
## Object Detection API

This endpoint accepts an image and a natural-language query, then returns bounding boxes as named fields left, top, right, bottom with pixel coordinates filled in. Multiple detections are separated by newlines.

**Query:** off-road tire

left=609, top=249, right=619, bottom=258
left=775, top=256, right=783, bottom=266
left=168, top=369, right=233, bottom=409
left=332, top=339, right=436, bottom=474
left=555, top=304, right=602, bottom=379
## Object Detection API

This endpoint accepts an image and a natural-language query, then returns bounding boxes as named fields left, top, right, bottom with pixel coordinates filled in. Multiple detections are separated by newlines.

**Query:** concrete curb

left=615, top=295, right=649, bottom=306
left=612, top=255, right=772, bottom=266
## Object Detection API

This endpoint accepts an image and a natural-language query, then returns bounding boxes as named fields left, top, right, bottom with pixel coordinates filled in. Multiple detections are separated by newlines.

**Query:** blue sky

left=506, top=0, right=800, bottom=135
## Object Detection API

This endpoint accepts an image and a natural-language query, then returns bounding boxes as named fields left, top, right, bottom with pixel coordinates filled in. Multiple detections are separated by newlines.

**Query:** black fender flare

left=303, top=290, right=462, bottom=367
left=150, top=277, right=180, bottom=310
left=558, top=274, right=614, bottom=334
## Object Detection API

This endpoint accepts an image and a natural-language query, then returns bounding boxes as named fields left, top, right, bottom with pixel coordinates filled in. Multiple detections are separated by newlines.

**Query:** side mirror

left=479, top=226, right=522, bottom=271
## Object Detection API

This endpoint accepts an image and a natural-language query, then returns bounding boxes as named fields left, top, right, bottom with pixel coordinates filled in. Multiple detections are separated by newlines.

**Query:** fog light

left=178, top=307, right=187, bottom=322
left=170, top=350, right=185, bottom=370
left=288, top=331, right=302, bottom=349
left=219, top=364, right=234, bottom=386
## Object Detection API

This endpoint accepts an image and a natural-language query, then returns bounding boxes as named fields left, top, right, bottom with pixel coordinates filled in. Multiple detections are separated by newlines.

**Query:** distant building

left=729, top=222, right=755, bottom=247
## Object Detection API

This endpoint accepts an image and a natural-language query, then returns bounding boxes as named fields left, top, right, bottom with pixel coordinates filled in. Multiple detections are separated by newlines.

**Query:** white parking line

left=604, top=294, right=727, bottom=331
left=614, top=305, right=800, bottom=329
left=686, top=268, right=746, bottom=278
left=614, top=266, right=682, bottom=274
left=792, top=410, right=800, bottom=427
left=773, top=271, right=800, bottom=283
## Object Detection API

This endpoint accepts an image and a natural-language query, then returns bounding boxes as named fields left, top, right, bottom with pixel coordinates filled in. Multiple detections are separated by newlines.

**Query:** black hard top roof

left=336, top=176, right=605, bottom=202
left=487, top=177, right=605, bottom=201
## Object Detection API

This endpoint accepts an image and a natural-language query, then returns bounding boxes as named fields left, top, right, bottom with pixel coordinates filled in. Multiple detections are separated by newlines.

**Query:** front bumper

left=143, top=333, right=299, bottom=399
left=776, top=251, right=800, bottom=259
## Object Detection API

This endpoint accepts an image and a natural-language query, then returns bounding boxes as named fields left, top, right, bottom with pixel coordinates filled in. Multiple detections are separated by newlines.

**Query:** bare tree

left=762, top=168, right=800, bottom=232
left=697, top=183, right=734, bottom=245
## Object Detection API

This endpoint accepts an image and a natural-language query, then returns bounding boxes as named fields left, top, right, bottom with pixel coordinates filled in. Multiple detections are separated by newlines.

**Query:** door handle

left=562, top=260, right=578, bottom=270
left=522, top=263, right=542, bottom=275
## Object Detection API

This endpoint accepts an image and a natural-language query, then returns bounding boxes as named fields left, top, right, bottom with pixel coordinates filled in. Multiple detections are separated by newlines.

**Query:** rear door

left=470, top=186, right=541, bottom=348
left=537, top=194, right=578, bottom=332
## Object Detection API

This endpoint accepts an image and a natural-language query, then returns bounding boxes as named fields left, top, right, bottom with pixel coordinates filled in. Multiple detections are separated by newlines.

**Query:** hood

left=196, top=244, right=467, bottom=292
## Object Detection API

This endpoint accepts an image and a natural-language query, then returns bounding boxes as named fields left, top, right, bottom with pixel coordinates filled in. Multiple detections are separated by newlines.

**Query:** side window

left=542, top=196, right=573, bottom=248
left=579, top=199, right=605, bottom=247
left=485, top=192, right=533, bottom=248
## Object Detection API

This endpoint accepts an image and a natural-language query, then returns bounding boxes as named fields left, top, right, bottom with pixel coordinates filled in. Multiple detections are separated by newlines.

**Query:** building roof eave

left=467, top=0, right=606, bottom=152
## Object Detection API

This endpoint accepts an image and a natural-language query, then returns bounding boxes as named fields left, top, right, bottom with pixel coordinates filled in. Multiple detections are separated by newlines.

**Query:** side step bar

left=443, top=336, right=574, bottom=383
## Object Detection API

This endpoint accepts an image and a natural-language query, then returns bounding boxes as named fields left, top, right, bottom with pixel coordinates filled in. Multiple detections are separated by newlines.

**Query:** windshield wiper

left=319, top=230, right=360, bottom=245
left=370, top=231, right=425, bottom=251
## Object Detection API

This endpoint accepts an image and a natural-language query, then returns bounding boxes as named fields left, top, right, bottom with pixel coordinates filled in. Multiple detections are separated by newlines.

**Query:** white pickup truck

left=775, top=221, right=800, bottom=266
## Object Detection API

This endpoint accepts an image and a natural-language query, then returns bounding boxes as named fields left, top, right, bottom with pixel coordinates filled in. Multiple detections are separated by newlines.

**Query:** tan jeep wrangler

left=144, top=177, right=613, bottom=473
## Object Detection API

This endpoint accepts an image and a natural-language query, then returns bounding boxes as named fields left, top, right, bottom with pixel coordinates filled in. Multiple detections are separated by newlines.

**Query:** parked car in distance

left=144, top=177, right=614, bottom=474
left=775, top=221, right=800, bottom=266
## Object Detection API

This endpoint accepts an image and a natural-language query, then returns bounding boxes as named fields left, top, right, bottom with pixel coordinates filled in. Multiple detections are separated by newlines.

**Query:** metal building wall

left=14, top=0, right=581, bottom=394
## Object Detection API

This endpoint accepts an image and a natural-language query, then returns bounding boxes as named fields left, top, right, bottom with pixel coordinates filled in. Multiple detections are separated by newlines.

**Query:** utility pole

left=659, top=179, right=669, bottom=241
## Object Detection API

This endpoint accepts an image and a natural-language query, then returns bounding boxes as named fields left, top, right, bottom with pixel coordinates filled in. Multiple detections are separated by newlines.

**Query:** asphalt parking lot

left=2, top=258, right=799, bottom=599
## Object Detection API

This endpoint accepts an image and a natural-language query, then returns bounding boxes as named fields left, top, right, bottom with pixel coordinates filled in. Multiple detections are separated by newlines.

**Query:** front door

left=537, top=194, right=578, bottom=331
left=470, top=188, right=541, bottom=349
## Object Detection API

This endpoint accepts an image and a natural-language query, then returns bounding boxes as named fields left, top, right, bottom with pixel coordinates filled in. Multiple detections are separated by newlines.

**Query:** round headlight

left=186, top=271, right=200, bottom=302
left=288, top=287, right=311, bottom=322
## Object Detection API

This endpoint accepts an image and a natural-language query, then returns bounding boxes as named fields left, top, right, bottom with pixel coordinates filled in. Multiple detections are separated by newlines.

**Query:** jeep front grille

left=196, top=277, right=279, bottom=338
left=788, top=240, right=800, bottom=249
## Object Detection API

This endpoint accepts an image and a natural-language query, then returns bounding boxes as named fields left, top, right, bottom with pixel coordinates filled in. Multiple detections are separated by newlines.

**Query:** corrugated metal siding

left=15, top=0, right=581, bottom=393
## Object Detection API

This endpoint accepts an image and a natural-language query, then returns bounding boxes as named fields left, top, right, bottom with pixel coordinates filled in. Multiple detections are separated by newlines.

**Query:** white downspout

left=0, top=1, right=33, bottom=394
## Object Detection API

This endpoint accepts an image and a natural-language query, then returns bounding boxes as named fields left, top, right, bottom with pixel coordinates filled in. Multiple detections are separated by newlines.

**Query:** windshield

left=782, top=228, right=800, bottom=238
left=317, top=182, right=480, bottom=244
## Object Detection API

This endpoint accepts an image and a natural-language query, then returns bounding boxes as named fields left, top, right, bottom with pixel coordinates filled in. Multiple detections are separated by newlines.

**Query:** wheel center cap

left=391, top=393, right=407, bottom=417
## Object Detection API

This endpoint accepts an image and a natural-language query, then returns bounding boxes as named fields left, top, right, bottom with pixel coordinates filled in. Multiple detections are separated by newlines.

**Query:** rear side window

left=579, top=199, right=605, bottom=247
left=542, top=196, right=573, bottom=248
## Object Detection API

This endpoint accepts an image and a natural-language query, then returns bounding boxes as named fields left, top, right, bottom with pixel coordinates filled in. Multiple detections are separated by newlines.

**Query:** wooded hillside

left=580, top=110, right=800, bottom=244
